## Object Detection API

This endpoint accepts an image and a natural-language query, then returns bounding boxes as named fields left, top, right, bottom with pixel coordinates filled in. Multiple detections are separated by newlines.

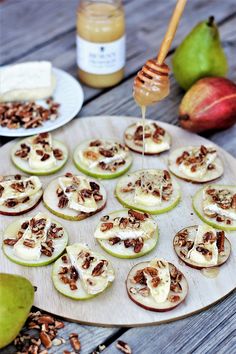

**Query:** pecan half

left=69, top=333, right=81, bottom=352
left=23, top=239, right=36, bottom=248
left=53, top=148, right=64, bottom=160
left=40, top=331, right=52, bottom=349
left=128, top=209, right=147, bottom=221
left=133, top=269, right=146, bottom=285
left=92, top=260, right=107, bottom=276
left=116, top=340, right=132, bottom=354
left=3, top=238, right=17, bottom=246
left=231, top=194, right=236, bottom=209
left=89, top=140, right=101, bottom=147
left=58, top=195, right=69, bottom=208
left=108, top=236, right=121, bottom=245
left=134, top=238, right=144, bottom=253
left=217, top=231, right=225, bottom=253
left=169, top=295, right=180, bottom=303
left=100, top=222, right=113, bottom=232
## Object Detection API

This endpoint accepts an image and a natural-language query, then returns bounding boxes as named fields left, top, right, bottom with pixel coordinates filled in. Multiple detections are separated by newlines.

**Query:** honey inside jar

left=77, top=0, right=125, bottom=88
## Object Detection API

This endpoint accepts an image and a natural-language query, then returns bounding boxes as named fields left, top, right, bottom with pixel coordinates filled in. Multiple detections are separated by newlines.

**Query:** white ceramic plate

left=0, top=67, right=84, bottom=137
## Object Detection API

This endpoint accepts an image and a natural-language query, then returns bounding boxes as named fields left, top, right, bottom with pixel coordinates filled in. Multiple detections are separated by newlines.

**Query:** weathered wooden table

left=1, top=1, right=236, bottom=353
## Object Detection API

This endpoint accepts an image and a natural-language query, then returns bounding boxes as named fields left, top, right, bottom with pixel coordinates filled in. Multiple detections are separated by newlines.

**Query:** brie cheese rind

left=144, top=259, right=171, bottom=303
left=0, top=61, right=55, bottom=102
left=124, top=122, right=171, bottom=154
left=66, top=243, right=115, bottom=295
left=59, top=176, right=97, bottom=213
left=0, top=176, right=42, bottom=205
left=13, top=212, right=51, bottom=261
left=95, top=214, right=156, bottom=241
left=187, top=225, right=218, bottom=266
left=203, top=187, right=236, bottom=221
left=79, top=140, right=128, bottom=169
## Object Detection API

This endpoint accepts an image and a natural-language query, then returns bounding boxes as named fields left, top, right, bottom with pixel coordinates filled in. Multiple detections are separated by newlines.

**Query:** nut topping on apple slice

left=126, top=259, right=188, bottom=312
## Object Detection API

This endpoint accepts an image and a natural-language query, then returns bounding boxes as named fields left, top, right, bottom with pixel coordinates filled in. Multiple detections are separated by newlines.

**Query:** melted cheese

left=144, top=259, right=170, bottom=303
left=95, top=217, right=156, bottom=240
left=0, top=176, right=42, bottom=204
left=178, top=147, right=217, bottom=179
left=79, top=141, right=127, bottom=169
left=203, top=188, right=236, bottom=221
left=187, top=225, right=218, bottom=266
left=59, top=176, right=97, bottom=213
left=134, top=171, right=166, bottom=206
left=14, top=212, right=51, bottom=261
left=66, top=243, right=114, bottom=295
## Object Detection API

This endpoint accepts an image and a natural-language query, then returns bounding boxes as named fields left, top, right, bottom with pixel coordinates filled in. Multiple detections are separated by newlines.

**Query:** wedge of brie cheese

left=58, top=176, right=97, bottom=213
left=66, top=243, right=114, bottom=295
left=0, top=176, right=42, bottom=204
left=144, top=259, right=170, bottom=303
left=0, top=61, right=55, bottom=102
left=14, top=213, right=51, bottom=261
left=187, top=225, right=218, bottom=266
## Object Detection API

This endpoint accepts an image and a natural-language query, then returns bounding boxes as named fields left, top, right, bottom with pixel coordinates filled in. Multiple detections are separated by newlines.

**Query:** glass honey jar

left=76, top=0, right=126, bottom=88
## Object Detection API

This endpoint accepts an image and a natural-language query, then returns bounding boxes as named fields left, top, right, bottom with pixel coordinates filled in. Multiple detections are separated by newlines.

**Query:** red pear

left=179, top=77, right=236, bottom=133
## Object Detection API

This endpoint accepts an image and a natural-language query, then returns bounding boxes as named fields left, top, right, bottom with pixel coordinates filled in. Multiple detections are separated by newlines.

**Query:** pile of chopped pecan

left=176, top=145, right=216, bottom=172
left=11, top=310, right=82, bottom=353
left=0, top=98, right=60, bottom=129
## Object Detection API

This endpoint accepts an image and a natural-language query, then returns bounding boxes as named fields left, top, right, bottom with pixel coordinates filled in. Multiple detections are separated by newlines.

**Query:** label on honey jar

left=76, top=35, right=125, bottom=74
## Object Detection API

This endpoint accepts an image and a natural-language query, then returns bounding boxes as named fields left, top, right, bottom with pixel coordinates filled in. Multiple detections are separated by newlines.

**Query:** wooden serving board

left=1, top=116, right=236, bottom=327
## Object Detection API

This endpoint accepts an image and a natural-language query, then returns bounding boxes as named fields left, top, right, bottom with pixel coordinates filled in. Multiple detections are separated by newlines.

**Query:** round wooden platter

left=1, top=116, right=236, bottom=327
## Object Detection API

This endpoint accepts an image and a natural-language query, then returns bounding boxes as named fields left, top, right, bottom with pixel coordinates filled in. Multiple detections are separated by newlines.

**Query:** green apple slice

left=43, top=176, right=107, bottom=221
left=173, top=225, right=231, bottom=270
left=52, top=244, right=114, bottom=300
left=95, top=209, right=158, bottom=258
left=73, top=139, right=133, bottom=179
left=168, top=146, right=224, bottom=183
left=2, top=217, right=68, bottom=267
left=0, top=175, right=43, bottom=216
left=115, top=169, right=181, bottom=214
left=124, top=122, right=171, bottom=155
left=126, top=261, right=188, bottom=312
left=193, top=185, right=236, bottom=231
left=11, top=138, right=69, bottom=176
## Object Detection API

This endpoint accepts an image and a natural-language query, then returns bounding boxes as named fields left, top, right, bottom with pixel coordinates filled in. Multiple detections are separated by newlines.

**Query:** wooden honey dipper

left=133, top=0, right=187, bottom=107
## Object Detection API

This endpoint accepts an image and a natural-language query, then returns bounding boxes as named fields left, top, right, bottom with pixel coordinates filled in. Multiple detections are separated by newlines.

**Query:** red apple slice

left=126, top=261, right=188, bottom=312
left=168, top=146, right=224, bottom=183
left=0, top=175, right=43, bottom=216
left=124, top=122, right=171, bottom=155
left=173, top=225, right=231, bottom=270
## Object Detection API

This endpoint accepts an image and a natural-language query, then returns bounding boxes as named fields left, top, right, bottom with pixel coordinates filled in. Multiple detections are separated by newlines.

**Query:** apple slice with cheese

left=73, top=139, right=133, bottom=179
left=52, top=243, right=115, bottom=300
left=95, top=209, right=158, bottom=258
left=115, top=169, right=180, bottom=214
left=43, top=173, right=107, bottom=221
left=2, top=212, right=68, bottom=266
left=173, top=225, right=231, bottom=269
left=168, top=145, right=223, bottom=183
left=124, top=122, right=171, bottom=155
left=193, top=185, right=236, bottom=231
left=126, top=259, right=188, bottom=312
left=0, top=175, right=43, bottom=215
left=11, top=132, right=68, bottom=175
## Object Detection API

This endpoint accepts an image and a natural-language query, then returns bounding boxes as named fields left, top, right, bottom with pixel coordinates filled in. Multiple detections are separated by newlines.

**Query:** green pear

left=0, top=273, right=34, bottom=349
left=172, top=16, right=228, bottom=90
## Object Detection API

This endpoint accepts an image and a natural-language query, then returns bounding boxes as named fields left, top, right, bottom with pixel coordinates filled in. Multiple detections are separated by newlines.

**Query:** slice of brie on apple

left=137, top=123, right=170, bottom=153
left=58, top=176, right=97, bottom=213
left=203, top=187, right=236, bottom=221
left=178, top=147, right=217, bottom=179
left=13, top=212, right=51, bottom=261
left=27, top=133, right=57, bottom=170
left=187, top=225, right=218, bottom=266
left=95, top=217, right=156, bottom=241
left=66, top=243, right=115, bottom=295
left=79, top=141, right=127, bottom=169
left=144, top=259, right=170, bottom=303
left=134, top=171, right=166, bottom=206
left=0, top=176, right=42, bottom=205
